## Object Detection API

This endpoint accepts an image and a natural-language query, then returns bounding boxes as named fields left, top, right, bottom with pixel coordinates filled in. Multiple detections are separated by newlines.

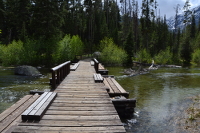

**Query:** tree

left=190, top=11, right=196, bottom=38
left=0, top=0, right=5, bottom=42
left=183, top=0, right=192, bottom=28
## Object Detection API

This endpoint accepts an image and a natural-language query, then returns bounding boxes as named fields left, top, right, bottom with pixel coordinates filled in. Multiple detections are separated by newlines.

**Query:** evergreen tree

left=190, top=12, right=196, bottom=38
left=0, top=0, right=5, bottom=42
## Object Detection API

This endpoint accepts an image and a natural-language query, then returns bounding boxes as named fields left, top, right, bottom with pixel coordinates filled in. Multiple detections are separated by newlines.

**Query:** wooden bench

left=103, top=76, right=129, bottom=98
left=93, top=73, right=104, bottom=83
left=90, top=61, right=94, bottom=66
left=93, top=58, right=109, bottom=75
left=70, top=63, right=80, bottom=71
left=21, top=92, right=57, bottom=121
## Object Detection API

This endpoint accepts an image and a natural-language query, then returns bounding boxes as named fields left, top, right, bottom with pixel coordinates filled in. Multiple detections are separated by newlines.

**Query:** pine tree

left=190, top=12, right=196, bottom=38
left=0, top=0, right=5, bottom=42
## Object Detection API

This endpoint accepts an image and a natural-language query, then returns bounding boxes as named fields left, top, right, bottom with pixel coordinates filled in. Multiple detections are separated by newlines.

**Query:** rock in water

left=15, top=66, right=41, bottom=76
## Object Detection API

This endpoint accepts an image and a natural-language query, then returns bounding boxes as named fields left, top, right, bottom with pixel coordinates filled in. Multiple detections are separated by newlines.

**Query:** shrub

left=69, top=35, right=84, bottom=60
left=55, top=34, right=84, bottom=64
left=154, top=47, right=172, bottom=64
left=192, top=49, right=200, bottom=65
left=99, top=37, right=127, bottom=65
left=135, top=49, right=151, bottom=64
left=55, top=34, right=71, bottom=63
left=0, top=40, right=24, bottom=66
left=22, top=39, right=38, bottom=65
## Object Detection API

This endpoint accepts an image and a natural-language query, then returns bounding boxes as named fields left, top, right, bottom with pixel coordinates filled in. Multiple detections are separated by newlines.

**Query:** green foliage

left=99, top=38, right=127, bottom=65
left=55, top=34, right=84, bottom=64
left=69, top=35, right=84, bottom=60
left=154, top=47, right=173, bottom=64
left=192, top=49, right=200, bottom=64
left=22, top=39, right=38, bottom=65
left=0, top=40, right=24, bottom=66
left=135, top=49, right=151, bottom=64
left=180, top=35, right=192, bottom=65
left=55, top=34, right=71, bottom=63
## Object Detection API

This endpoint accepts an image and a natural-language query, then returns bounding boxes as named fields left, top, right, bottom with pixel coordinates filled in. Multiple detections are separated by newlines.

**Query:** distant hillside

left=167, top=5, right=200, bottom=30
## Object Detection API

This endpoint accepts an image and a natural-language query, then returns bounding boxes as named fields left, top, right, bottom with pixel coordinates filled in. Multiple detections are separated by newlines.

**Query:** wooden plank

left=107, top=78, right=120, bottom=93
left=19, top=120, right=123, bottom=127
left=54, top=97, right=111, bottom=101
left=48, top=106, right=116, bottom=111
left=12, top=126, right=126, bottom=132
left=53, top=100, right=112, bottom=104
left=0, top=95, right=40, bottom=133
left=50, top=103, right=114, bottom=107
left=110, top=78, right=127, bottom=93
left=0, top=95, right=32, bottom=122
left=56, top=94, right=109, bottom=98
left=45, top=110, right=118, bottom=115
left=33, top=92, right=57, bottom=121
left=28, top=92, right=52, bottom=116
left=103, top=78, right=114, bottom=93
left=21, top=92, right=48, bottom=117
left=42, top=114, right=120, bottom=120
left=70, top=63, right=80, bottom=71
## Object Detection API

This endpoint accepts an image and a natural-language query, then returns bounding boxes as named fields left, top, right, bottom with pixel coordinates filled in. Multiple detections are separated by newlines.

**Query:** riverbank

left=177, top=95, right=200, bottom=133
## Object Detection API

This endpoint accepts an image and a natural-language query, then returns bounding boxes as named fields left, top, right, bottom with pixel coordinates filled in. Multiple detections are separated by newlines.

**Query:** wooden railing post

left=52, top=71, right=56, bottom=89
left=50, top=61, right=71, bottom=89
left=93, top=58, right=99, bottom=73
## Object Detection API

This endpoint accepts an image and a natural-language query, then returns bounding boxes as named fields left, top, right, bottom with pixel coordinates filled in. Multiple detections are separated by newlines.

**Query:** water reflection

left=0, top=67, right=50, bottom=113
left=107, top=67, right=200, bottom=133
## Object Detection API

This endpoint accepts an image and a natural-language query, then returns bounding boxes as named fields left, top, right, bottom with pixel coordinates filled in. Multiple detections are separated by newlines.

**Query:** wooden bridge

left=0, top=58, right=135, bottom=133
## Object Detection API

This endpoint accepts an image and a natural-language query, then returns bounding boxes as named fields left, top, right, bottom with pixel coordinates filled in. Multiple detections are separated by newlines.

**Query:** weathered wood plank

left=70, top=63, right=80, bottom=71
left=0, top=95, right=40, bottom=133
left=21, top=92, right=48, bottom=117
left=0, top=95, right=32, bottom=122
left=50, top=103, right=114, bottom=107
left=54, top=97, right=111, bottom=101
left=33, top=92, right=57, bottom=121
left=12, top=126, right=126, bottom=133
left=42, top=114, right=120, bottom=121
left=53, top=100, right=112, bottom=104
left=106, top=78, right=121, bottom=93
left=103, top=78, right=114, bottom=93
left=45, top=110, right=118, bottom=115
left=48, top=106, right=116, bottom=111
left=19, top=120, right=123, bottom=127
left=110, top=78, right=127, bottom=93
left=28, top=92, right=52, bottom=116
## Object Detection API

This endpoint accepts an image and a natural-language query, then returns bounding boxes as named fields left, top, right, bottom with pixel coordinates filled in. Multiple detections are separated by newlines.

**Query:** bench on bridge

left=21, top=92, right=57, bottom=121
left=93, top=73, right=104, bottom=83
left=93, top=58, right=109, bottom=75
left=103, top=76, right=129, bottom=98
left=70, top=63, right=80, bottom=71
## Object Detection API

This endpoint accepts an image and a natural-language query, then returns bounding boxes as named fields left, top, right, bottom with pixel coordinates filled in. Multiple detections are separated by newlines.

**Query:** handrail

left=93, top=58, right=99, bottom=72
left=51, top=61, right=71, bottom=89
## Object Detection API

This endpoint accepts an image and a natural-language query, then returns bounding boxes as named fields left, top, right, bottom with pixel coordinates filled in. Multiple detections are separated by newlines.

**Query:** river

left=0, top=66, right=200, bottom=132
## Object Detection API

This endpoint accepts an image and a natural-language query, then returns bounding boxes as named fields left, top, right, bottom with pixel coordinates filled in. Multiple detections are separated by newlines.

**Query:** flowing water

left=107, top=66, right=200, bottom=133
left=0, top=66, right=200, bottom=132
left=0, top=66, right=51, bottom=113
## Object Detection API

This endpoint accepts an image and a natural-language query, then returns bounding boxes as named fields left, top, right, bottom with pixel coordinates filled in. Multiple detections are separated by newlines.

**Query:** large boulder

left=14, top=66, right=41, bottom=76
left=93, top=51, right=101, bottom=58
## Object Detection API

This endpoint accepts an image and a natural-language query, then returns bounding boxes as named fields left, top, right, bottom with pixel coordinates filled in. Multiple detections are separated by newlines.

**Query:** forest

left=0, top=0, right=200, bottom=67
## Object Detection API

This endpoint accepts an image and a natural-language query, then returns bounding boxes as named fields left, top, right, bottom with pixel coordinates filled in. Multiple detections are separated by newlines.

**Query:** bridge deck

left=9, top=59, right=126, bottom=133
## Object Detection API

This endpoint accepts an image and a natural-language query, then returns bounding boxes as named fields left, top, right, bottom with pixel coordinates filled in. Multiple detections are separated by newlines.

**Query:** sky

left=136, top=0, right=200, bottom=18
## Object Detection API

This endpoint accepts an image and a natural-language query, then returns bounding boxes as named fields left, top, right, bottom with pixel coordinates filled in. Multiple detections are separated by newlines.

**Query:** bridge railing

left=93, top=58, right=99, bottom=72
left=51, top=61, right=71, bottom=89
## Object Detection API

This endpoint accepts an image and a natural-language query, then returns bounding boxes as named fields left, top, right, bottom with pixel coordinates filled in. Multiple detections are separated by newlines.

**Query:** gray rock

left=93, top=52, right=101, bottom=57
left=15, top=66, right=41, bottom=76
